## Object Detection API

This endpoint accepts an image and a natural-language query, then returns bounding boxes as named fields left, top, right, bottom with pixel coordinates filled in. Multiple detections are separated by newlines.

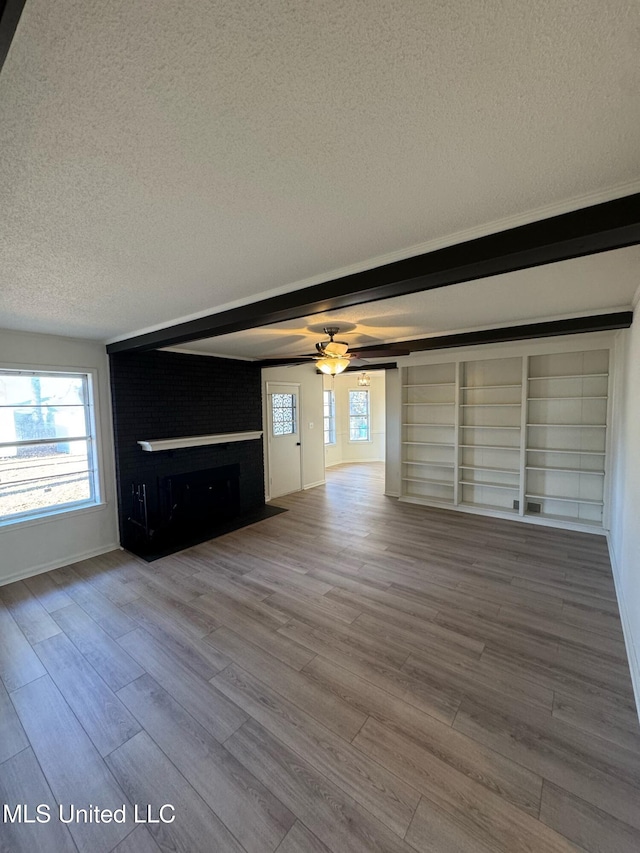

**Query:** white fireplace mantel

left=137, top=431, right=263, bottom=452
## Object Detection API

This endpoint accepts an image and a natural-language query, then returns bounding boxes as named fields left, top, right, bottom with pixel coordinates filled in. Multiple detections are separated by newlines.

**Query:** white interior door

left=267, top=383, right=302, bottom=498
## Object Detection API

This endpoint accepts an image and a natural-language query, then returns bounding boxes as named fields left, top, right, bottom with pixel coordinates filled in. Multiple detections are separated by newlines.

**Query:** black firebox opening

left=162, top=463, right=241, bottom=532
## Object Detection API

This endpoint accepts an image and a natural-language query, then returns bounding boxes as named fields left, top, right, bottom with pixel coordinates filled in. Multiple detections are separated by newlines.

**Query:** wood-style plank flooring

left=1, top=462, right=639, bottom=853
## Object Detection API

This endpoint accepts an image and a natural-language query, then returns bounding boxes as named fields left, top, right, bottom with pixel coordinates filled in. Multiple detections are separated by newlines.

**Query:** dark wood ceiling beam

left=254, top=358, right=311, bottom=368
left=107, top=192, right=640, bottom=354
left=256, top=359, right=397, bottom=371
left=256, top=313, right=631, bottom=367
left=0, top=0, right=27, bottom=73
left=350, top=312, right=633, bottom=356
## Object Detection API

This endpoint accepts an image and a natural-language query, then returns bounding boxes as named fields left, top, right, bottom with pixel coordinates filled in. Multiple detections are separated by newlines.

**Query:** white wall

left=323, top=371, right=386, bottom=466
left=609, top=299, right=640, bottom=717
left=0, top=330, right=119, bottom=585
left=262, top=363, right=325, bottom=498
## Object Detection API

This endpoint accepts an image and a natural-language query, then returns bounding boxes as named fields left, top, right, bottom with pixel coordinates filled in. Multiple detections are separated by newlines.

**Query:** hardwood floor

left=1, top=461, right=639, bottom=852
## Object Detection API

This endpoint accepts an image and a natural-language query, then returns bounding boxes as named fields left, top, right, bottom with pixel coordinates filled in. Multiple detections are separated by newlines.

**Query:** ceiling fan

left=261, top=327, right=410, bottom=374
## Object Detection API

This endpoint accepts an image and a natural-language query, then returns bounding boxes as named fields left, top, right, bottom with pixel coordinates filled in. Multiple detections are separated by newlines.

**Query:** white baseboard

left=384, top=490, right=400, bottom=498
left=607, top=534, right=640, bottom=724
left=0, top=542, right=121, bottom=588
left=325, top=458, right=384, bottom=467
left=304, top=479, right=326, bottom=490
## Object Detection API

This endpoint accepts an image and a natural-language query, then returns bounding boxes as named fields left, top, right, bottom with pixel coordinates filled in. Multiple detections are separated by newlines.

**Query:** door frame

left=264, top=380, right=303, bottom=501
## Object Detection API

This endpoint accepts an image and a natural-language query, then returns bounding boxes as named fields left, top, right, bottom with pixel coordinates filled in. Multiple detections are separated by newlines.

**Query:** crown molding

left=160, top=346, right=257, bottom=362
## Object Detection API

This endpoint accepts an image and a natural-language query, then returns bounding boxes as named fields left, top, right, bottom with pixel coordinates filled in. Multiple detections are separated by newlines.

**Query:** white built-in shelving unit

left=400, top=347, right=610, bottom=532
left=525, top=349, right=608, bottom=527
left=458, top=357, right=523, bottom=515
left=401, top=363, right=456, bottom=504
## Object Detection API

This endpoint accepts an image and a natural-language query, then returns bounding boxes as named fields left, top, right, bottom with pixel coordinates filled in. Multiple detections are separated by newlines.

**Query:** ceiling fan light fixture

left=316, top=356, right=350, bottom=375
left=323, top=341, right=349, bottom=357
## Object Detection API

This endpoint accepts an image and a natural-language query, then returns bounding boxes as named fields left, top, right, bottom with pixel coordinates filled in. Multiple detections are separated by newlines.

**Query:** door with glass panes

left=267, top=383, right=302, bottom=498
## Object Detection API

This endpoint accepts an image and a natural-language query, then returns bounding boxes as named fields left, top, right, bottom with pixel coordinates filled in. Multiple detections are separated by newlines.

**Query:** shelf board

left=460, top=403, right=521, bottom=407
left=402, top=383, right=455, bottom=388
left=403, top=494, right=455, bottom=505
left=403, top=402, right=456, bottom=406
left=461, top=384, right=522, bottom=390
left=460, top=480, right=519, bottom=491
left=402, top=423, right=456, bottom=426
left=459, top=501, right=518, bottom=514
left=526, top=466, right=604, bottom=475
left=525, top=493, right=604, bottom=506
left=403, top=461, right=455, bottom=469
left=525, top=510, right=602, bottom=526
left=527, top=423, right=606, bottom=428
left=460, top=444, right=520, bottom=451
left=402, top=441, right=455, bottom=447
left=460, top=465, right=519, bottom=474
left=526, top=447, right=605, bottom=456
left=528, top=396, right=608, bottom=401
left=402, top=476, right=454, bottom=486
left=528, top=373, right=609, bottom=381
left=461, top=425, right=521, bottom=430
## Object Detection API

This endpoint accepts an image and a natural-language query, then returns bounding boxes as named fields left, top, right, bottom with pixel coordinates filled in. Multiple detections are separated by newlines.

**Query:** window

left=323, top=390, right=336, bottom=445
left=271, top=392, right=297, bottom=436
left=0, top=370, right=100, bottom=523
left=349, top=389, right=370, bottom=441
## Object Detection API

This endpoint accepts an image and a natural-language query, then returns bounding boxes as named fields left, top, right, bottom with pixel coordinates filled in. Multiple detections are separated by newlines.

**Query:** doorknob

left=296, top=442, right=301, bottom=446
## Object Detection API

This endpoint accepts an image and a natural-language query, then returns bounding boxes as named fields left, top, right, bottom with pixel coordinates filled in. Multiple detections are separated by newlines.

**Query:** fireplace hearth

left=125, top=462, right=285, bottom=561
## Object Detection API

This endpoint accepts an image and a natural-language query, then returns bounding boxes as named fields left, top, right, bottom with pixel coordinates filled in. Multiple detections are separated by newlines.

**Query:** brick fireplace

left=109, top=350, right=266, bottom=558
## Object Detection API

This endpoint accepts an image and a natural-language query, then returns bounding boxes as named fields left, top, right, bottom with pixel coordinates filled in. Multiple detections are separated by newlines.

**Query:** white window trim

left=323, top=389, right=336, bottom=445
left=348, top=388, right=371, bottom=443
left=0, top=366, right=103, bottom=526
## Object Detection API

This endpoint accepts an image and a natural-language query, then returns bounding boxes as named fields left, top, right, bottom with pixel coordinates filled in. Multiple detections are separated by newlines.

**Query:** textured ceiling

left=1, top=1, right=639, bottom=344
left=168, top=247, right=640, bottom=358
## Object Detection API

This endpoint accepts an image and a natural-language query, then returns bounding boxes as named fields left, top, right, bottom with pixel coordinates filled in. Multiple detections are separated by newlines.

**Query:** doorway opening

left=323, top=370, right=386, bottom=474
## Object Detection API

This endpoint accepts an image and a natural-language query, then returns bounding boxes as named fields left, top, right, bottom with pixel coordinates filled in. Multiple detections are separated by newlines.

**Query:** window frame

left=270, top=391, right=298, bottom=437
left=348, top=388, right=371, bottom=442
left=0, top=367, right=102, bottom=526
left=323, top=389, right=336, bottom=445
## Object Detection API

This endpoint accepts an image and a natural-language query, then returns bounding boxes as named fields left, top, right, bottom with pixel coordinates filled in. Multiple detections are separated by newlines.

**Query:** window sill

left=0, top=500, right=108, bottom=532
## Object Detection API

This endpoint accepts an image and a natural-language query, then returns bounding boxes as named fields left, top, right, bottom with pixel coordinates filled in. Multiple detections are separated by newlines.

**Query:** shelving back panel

left=461, top=357, right=523, bottom=388
left=405, top=363, right=457, bottom=386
